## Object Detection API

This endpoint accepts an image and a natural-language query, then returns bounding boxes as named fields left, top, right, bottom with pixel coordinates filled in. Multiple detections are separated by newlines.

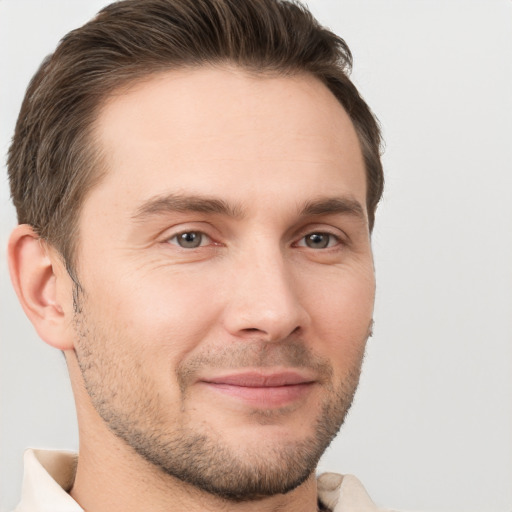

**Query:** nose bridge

left=222, top=238, right=308, bottom=341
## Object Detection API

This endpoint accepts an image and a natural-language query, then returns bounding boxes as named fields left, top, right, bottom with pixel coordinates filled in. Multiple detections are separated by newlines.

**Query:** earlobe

left=8, top=224, right=75, bottom=351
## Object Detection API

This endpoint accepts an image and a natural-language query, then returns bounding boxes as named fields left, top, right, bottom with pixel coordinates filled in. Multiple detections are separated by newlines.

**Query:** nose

left=221, top=245, right=310, bottom=342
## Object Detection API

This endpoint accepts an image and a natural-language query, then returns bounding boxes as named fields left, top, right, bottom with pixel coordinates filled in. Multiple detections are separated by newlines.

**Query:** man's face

left=71, top=68, right=375, bottom=500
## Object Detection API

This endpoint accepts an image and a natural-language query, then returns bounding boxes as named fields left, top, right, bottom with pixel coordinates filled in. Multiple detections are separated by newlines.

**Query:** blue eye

left=300, top=232, right=338, bottom=249
left=170, top=231, right=207, bottom=248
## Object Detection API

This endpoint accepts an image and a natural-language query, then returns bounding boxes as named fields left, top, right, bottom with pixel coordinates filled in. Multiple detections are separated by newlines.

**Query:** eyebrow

left=132, top=193, right=366, bottom=223
left=299, top=197, right=366, bottom=220
left=132, top=193, right=245, bottom=221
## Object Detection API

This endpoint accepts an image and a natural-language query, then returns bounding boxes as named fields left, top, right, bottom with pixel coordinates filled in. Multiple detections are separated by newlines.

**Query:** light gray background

left=1, top=1, right=511, bottom=511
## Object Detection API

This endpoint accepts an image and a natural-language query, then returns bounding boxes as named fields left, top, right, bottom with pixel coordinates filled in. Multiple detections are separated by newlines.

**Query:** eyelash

left=294, top=232, right=342, bottom=249
left=166, top=230, right=343, bottom=250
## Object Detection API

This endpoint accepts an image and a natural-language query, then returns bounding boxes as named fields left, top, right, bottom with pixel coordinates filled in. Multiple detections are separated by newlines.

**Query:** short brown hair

left=8, top=0, right=383, bottom=273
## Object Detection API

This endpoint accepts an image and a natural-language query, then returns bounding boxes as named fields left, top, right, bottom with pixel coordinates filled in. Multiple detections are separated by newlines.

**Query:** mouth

left=199, top=370, right=317, bottom=408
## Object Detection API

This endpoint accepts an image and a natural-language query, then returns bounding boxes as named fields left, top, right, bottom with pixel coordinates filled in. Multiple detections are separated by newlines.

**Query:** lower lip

left=202, top=382, right=314, bottom=408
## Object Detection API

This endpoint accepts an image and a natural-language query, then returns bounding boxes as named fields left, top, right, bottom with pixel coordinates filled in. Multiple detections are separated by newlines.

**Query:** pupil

left=307, top=233, right=328, bottom=248
left=179, top=232, right=201, bottom=248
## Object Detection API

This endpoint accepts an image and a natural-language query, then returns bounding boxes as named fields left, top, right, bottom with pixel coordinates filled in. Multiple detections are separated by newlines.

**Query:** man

left=6, top=0, right=387, bottom=511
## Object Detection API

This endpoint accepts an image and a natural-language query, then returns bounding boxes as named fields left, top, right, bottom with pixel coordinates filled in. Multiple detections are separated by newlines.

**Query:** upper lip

left=201, top=371, right=316, bottom=387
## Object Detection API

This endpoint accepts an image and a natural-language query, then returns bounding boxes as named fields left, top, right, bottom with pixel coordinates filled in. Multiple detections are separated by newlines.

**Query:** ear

left=8, top=224, right=75, bottom=350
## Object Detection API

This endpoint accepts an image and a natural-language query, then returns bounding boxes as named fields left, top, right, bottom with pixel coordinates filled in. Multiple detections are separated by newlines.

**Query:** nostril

left=240, top=325, right=302, bottom=338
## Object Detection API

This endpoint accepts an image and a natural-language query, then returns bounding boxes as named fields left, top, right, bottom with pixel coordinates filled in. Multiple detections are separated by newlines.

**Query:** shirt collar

left=15, top=449, right=83, bottom=512
left=317, top=472, right=382, bottom=512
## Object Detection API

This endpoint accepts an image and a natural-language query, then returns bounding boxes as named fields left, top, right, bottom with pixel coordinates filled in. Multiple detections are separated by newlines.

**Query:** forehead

left=88, top=67, right=366, bottom=216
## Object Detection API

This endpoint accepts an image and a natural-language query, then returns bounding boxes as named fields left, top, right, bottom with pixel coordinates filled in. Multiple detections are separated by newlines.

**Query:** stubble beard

left=73, top=293, right=366, bottom=502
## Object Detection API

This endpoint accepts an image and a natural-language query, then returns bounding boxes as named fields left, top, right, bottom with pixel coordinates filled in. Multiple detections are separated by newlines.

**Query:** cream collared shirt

left=13, top=449, right=390, bottom=512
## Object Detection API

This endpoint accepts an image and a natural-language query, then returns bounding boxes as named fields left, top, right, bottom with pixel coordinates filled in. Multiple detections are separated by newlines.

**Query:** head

left=8, top=0, right=383, bottom=504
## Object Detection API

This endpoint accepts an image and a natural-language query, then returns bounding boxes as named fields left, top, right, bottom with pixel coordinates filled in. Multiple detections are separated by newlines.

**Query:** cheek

left=85, top=264, right=225, bottom=359
left=76, top=269, right=226, bottom=419
left=300, top=264, right=375, bottom=361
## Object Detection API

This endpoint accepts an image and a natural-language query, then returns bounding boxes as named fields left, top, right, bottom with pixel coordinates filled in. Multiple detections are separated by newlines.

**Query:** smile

left=200, top=371, right=317, bottom=408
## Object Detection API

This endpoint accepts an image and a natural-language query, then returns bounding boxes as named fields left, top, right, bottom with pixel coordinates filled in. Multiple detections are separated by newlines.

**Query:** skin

left=9, top=67, right=375, bottom=512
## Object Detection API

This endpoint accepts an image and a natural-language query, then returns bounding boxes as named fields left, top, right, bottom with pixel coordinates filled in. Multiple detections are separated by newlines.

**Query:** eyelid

left=158, top=220, right=212, bottom=236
